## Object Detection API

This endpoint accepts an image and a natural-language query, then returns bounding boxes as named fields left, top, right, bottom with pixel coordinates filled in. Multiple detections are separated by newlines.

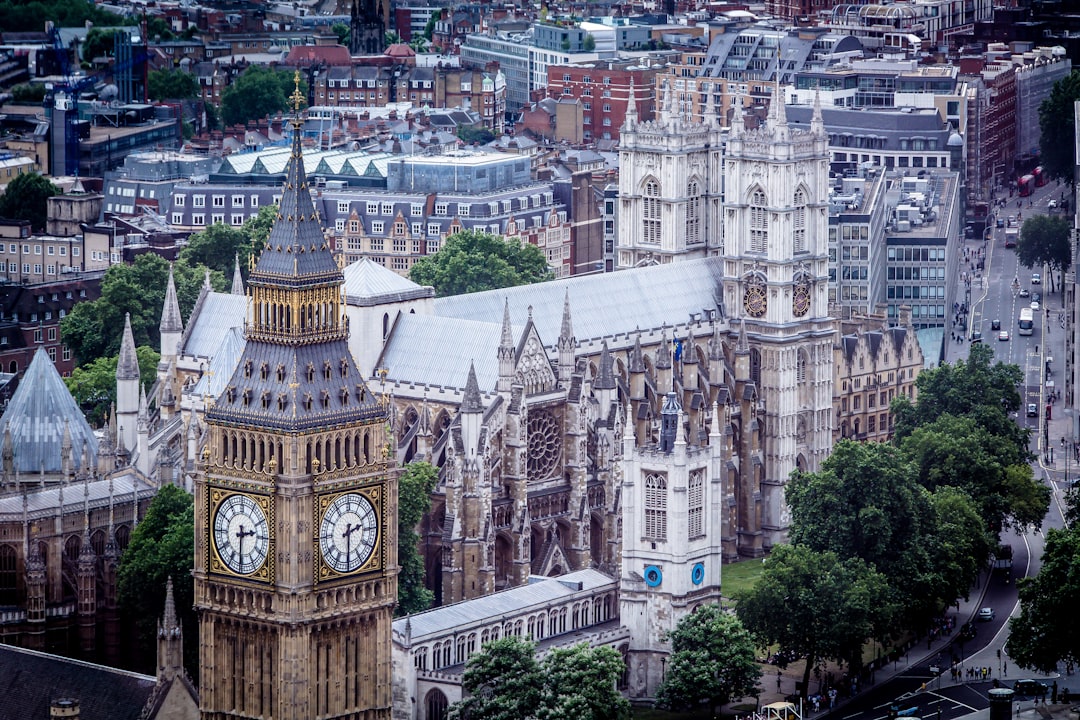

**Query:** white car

left=1049, top=199, right=1058, bottom=209
left=1032, top=273, right=1042, bottom=284
left=977, top=607, right=996, bottom=622
left=1031, top=301, right=1040, bottom=311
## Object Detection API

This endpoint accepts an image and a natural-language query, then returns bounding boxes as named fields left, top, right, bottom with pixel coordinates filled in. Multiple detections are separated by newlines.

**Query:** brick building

left=545, top=60, right=661, bottom=142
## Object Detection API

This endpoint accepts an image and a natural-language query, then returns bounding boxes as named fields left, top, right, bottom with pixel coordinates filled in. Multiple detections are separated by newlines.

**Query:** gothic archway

left=424, top=688, right=449, bottom=720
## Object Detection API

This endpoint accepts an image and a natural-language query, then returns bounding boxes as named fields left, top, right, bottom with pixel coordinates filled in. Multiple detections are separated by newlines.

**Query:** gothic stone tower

left=350, top=0, right=385, bottom=55
left=195, top=77, right=396, bottom=720
left=721, top=90, right=834, bottom=555
left=617, top=79, right=724, bottom=269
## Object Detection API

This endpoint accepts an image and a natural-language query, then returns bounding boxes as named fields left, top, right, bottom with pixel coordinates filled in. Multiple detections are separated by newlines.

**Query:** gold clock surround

left=793, top=278, right=811, bottom=317
left=744, top=275, right=767, bottom=318
left=208, top=489, right=275, bottom=583
left=314, top=487, right=384, bottom=584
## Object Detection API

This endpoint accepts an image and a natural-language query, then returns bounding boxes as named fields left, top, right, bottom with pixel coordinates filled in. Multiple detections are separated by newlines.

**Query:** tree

left=927, top=486, right=994, bottom=603
left=891, top=343, right=1026, bottom=451
left=148, top=69, right=199, bottom=101
left=220, top=66, right=304, bottom=127
left=449, top=636, right=543, bottom=720
left=81, top=27, right=116, bottom=61
left=0, top=172, right=60, bottom=232
left=735, top=545, right=891, bottom=701
left=409, top=230, right=553, bottom=297
left=583, top=34, right=596, bottom=51
left=61, top=254, right=223, bottom=365
left=1017, top=214, right=1072, bottom=293
left=10, top=83, right=46, bottom=104
left=408, top=32, right=429, bottom=54
left=656, top=604, right=761, bottom=714
left=331, top=21, right=350, bottom=46
left=458, top=125, right=495, bottom=145
left=1039, top=70, right=1080, bottom=185
left=787, top=440, right=940, bottom=629
left=385, top=30, right=403, bottom=46
left=899, top=414, right=1050, bottom=534
left=538, top=644, right=630, bottom=720
left=1007, top=524, right=1080, bottom=672
left=397, top=461, right=437, bottom=615
left=116, top=484, right=196, bottom=678
left=244, top=203, right=279, bottom=249
left=423, top=11, right=439, bottom=41
left=65, top=346, right=159, bottom=426
left=0, top=0, right=125, bottom=33
left=180, top=222, right=257, bottom=278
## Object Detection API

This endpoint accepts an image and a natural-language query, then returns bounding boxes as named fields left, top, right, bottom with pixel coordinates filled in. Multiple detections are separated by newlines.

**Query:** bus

left=1018, top=175, right=1035, bottom=197
left=1034, top=166, right=1048, bottom=187
left=1018, top=307, right=1034, bottom=335
left=1005, top=227, right=1019, bottom=248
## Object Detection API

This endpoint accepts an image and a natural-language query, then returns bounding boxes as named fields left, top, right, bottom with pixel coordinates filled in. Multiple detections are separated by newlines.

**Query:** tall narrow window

left=686, top=181, right=701, bottom=245
left=0, top=544, right=16, bottom=605
left=643, top=180, right=661, bottom=245
left=644, top=472, right=667, bottom=541
left=793, top=189, right=807, bottom=253
left=750, top=188, right=768, bottom=253
left=687, top=469, right=704, bottom=538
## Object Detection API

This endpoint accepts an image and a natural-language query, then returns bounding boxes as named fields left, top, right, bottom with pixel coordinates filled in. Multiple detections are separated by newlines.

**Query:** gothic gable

left=514, top=324, right=557, bottom=395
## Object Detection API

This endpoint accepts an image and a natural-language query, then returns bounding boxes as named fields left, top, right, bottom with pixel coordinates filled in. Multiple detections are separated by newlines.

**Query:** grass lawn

left=721, top=558, right=765, bottom=601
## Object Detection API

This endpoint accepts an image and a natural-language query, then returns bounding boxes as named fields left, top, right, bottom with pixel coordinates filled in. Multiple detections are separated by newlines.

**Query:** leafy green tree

left=145, top=15, right=175, bottom=41
left=148, top=69, right=199, bottom=101
left=423, top=11, right=439, bottom=41
left=331, top=21, right=350, bottom=46
left=657, top=604, right=761, bottom=714
left=1008, top=524, right=1080, bottom=672
left=409, top=33, right=429, bottom=53
left=409, top=230, right=553, bottom=297
left=385, top=30, right=403, bottom=46
left=1017, top=214, right=1072, bottom=293
left=787, top=440, right=942, bottom=627
left=397, top=461, right=437, bottom=615
left=10, top=83, right=46, bottom=103
left=449, top=636, right=543, bottom=720
left=458, top=125, right=495, bottom=145
left=82, top=27, right=116, bottom=61
left=244, top=203, right=279, bottom=249
left=735, top=545, right=891, bottom=701
left=0, top=172, right=60, bottom=232
left=891, top=343, right=1026, bottom=450
left=220, top=66, right=305, bottom=127
left=927, top=486, right=994, bottom=602
left=583, top=34, right=596, bottom=51
left=1039, top=70, right=1080, bottom=185
left=65, top=346, right=159, bottom=426
left=899, top=414, right=1050, bottom=534
left=117, top=484, right=196, bottom=678
left=179, top=222, right=256, bottom=278
left=0, top=0, right=124, bottom=32
left=61, top=254, right=223, bottom=365
left=538, top=644, right=630, bottom=720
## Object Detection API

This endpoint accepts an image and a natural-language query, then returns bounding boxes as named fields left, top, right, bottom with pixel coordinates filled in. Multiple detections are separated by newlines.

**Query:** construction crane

left=44, top=25, right=149, bottom=176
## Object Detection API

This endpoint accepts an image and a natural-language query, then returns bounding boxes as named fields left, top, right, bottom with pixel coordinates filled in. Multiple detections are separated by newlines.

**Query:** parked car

left=977, top=607, right=996, bottom=621
left=1013, top=680, right=1048, bottom=697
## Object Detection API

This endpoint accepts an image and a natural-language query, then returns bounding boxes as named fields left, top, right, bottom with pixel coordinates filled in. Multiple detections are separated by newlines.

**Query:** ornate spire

left=499, top=298, right=514, bottom=355
left=116, top=313, right=140, bottom=381
left=461, top=362, right=483, bottom=414
left=558, top=289, right=574, bottom=347
left=163, top=576, right=178, bottom=634
left=736, top=318, right=750, bottom=354
left=595, top=341, right=616, bottom=390
left=624, top=78, right=638, bottom=129
left=629, top=332, right=645, bottom=373
left=810, top=88, right=824, bottom=137
left=231, top=254, right=245, bottom=295
left=656, top=330, right=672, bottom=369
left=160, top=263, right=183, bottom=335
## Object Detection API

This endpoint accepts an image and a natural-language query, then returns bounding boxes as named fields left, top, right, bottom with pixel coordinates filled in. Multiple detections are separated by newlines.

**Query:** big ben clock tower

left=194, top=75, right=396, bottom=720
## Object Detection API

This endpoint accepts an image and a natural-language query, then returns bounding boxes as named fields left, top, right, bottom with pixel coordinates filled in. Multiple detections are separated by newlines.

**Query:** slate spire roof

left=461, top=362, right=483, bottom=414
left=159, top=265, right=183, bottom=335
left=595, top=342, right=616, bottom=390
left=206, top=83, right=383, bottom=433
left=0, top=347, right=98, bottom=474
left=231, top=254, right=245, bottom=295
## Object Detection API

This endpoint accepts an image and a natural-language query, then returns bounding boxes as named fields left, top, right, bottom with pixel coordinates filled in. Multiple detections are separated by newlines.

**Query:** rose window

left=527, top=411, right=561, bottom=481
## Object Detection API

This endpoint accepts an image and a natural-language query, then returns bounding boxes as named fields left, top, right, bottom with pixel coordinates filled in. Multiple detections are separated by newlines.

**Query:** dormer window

left=277, top=364, right=286, bottom=382
left=340, top=387, right=349, bottom=405
left=243, top=360, right=253, bottom=378
left=340, top=358, right=349, bottom=377
left=323, top=361, right=332, bottom=380
left=355, top=385, right=366, bottom=403
left=261, top=390, right=271, bottom=408
left=304, top=393, right=313, bottom=411
left=226, top=387, right=236, bottom=403
left=321, top=389, right=330, bottom=407
left=277, top=393, right=288, bottom=411
left=242, top=388, right=252, bottom=406
left=306, top=362, right=315, bottom=383
left=260, top=362, right=269, bottom=380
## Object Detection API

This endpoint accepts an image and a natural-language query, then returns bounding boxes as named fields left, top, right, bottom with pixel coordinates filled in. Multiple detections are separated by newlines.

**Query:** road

left=824, top=181, right=1076, bottom=720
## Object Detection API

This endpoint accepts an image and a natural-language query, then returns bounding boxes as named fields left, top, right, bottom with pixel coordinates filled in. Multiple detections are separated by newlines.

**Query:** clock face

left=213, top=494, right=270, bottom=576
left=319, top=492, right=379, bottom=574
left=793, top=281, right=811, bottom=317
left=744, top=281, right=767, bottom=318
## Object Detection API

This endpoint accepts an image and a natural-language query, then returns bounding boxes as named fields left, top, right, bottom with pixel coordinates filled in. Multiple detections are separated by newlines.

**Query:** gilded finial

left=290, top=70, right=304, bottom=113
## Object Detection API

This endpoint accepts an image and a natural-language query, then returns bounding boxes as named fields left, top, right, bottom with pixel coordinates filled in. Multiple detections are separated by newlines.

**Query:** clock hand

left=236, top=524, right=256, bottom=563
left=343, top=522, right=358, bottom=560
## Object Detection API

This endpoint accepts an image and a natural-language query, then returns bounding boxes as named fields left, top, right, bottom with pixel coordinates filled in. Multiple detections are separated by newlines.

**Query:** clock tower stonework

left=195, top=78, right=396, bottom=720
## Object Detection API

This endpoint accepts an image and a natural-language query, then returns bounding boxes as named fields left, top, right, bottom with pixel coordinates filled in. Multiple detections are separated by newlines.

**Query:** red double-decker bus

left=1018, top=174, right=1035, bottom=197
left=1033, top=166, right=1048, bottom=187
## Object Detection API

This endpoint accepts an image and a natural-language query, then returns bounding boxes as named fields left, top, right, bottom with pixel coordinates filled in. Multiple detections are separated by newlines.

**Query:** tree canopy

left=179, top=221, right=257, bottom=280
left=116, top=484, right=196, bottom=678
left=65, top=346, right=159, bottom=426
left=1008, top=519, right=1080, bottom=672
left=1017, top=214, right=1072, bottom=292
left=60, top=253, right=224, bottom=366
left=0, top=0, right=125, bottom=33
left=409, top=230, right=553, bottom=297
left=397, top=461, right=437, bottom=615
left=656, top=604, right=761, bottom=713
left=0, top=172, right=60, bottom=232
left=448, top=636, right=629, bottom=720
left=220, top=66, right=305, bottom=127
left=1039, top=70, right=1080, bottom=185
left=148, top=69, right=199, bottom=101
left=735, top=544, right=891, bottom=701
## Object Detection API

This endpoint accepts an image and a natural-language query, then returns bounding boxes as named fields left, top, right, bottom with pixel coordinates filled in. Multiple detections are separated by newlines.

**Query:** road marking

left=927, top=691, right=977, bottom=711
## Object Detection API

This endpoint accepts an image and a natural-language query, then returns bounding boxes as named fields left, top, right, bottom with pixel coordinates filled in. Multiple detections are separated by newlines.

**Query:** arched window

left=0, top=544, right=17, bottom=605
left=686, top=180, right=701, bottom=245
left=425, top=689, right=449, bottom=720
left=793, top=189, right=807, bottom=253
left=382, top=313, right=389, bottom=339
left=687, top=469, right=704, bottom=539
left=64, top=535, right=81, bottom=563
left=644, top=472, right=667, bottom=541
left=115, top=525, right=131, bottom=551
left=643, top=180, right=661, bottom=245
left=749, top=188, right=767, bottom=253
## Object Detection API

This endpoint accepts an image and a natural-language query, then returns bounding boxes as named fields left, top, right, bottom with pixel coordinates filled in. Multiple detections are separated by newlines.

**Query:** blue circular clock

left=691, top=562, right=705, bottom=585
left=644, top=565, right=663, bottom=587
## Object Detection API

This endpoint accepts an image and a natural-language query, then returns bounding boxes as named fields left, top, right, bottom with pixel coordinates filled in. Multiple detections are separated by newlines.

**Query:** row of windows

left=177, top=194, right=260, bottom=209
left=644, top=470, right=708, bottom=542
left=175, top=213, right=258, bottom=227
left=888, top=247, right=946, bottom=262
left=1, top=244, right=72, bottom=257
left=338, top=195, right=552, bottom=218
left=889, top=266, right=947, bottom=280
